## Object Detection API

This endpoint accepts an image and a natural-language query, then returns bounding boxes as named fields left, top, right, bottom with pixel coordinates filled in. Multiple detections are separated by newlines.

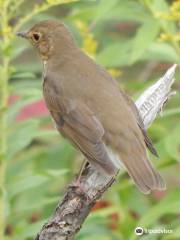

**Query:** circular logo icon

left=135, top=227, right=143, bottom=235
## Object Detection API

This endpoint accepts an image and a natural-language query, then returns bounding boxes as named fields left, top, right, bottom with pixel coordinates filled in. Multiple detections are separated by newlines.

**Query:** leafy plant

left=0, top=0, right=179, bottom=239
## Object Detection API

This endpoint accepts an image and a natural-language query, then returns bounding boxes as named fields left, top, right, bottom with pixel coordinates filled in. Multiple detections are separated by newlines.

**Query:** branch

left=35, top=64, right=177, bottom=240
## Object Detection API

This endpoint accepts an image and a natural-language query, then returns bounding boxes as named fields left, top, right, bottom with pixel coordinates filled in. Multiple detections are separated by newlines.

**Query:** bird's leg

left=77, top=159, right=88, bottom=182
left=70, top=159, right=92, bottom=201
left=70, top=159, right=88, bottom=191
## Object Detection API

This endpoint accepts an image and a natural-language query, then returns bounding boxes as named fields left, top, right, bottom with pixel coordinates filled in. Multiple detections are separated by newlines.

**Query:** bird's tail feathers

left=124, top=155, right=166, bottom=194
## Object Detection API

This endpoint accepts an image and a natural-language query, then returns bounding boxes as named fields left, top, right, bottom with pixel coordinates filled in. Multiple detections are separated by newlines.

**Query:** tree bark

left=35, top=65, right=177, bottom=240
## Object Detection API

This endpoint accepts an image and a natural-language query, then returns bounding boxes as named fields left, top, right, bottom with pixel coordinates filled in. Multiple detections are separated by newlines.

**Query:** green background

left=0, top=0, right=180, bottom=239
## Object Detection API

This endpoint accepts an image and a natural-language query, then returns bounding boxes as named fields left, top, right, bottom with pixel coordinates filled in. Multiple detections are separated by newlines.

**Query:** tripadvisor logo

left=135, top=227, right=143, bottom=235
left=135, top=227, right=173, bottom=236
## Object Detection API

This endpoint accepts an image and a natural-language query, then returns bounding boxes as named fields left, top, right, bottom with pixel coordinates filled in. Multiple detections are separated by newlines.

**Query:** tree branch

left=35, top=64, right=177, bottom=240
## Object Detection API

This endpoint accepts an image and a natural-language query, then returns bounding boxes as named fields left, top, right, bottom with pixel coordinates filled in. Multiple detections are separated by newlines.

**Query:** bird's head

left=16, top=20, right=76, bottom=61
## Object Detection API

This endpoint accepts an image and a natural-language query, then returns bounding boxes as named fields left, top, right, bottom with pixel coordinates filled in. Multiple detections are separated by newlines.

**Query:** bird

left=17, top=20, right=166, bottom=194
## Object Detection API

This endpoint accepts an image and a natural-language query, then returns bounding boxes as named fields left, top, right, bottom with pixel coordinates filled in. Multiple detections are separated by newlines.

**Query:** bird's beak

left=16, top=31, right=28, bottom=38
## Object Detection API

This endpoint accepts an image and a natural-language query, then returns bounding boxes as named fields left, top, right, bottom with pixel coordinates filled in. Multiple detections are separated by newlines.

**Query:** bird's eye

left=32, top=33, right=41, bottom=42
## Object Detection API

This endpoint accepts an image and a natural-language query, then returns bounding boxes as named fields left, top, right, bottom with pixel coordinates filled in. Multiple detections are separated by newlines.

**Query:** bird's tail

left=124, top=154, right=166, bottom=194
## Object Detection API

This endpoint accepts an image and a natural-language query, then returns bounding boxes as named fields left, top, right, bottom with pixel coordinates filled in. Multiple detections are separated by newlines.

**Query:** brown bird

left=17, top=20, right=166, bottom=194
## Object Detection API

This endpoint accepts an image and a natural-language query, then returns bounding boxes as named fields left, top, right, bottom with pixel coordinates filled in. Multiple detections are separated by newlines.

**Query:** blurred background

left=0, top=0, right=180, bottom=239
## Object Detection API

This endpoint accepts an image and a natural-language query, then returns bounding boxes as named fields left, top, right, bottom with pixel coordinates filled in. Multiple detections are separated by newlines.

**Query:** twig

left=35, top=64, right=177, bottom=240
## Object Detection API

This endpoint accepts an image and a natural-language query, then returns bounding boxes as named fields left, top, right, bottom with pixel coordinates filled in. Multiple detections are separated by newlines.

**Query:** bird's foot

left=69, top=179, right=91, bottom=202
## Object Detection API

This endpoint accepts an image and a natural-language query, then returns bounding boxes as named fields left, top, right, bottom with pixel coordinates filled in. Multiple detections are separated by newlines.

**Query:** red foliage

left=16, top=99, right=48, bottom=121
left=9, top=95, right=48, bottom=121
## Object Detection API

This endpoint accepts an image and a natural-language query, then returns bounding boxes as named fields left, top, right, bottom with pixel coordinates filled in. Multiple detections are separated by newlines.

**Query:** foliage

left=0, top=0, right=179, bottom=240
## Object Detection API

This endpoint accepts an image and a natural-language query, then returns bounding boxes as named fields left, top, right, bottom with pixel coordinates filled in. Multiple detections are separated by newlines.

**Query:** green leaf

left=94, top=0, right=119, bottom=22
left=12, top=71, right=36, bottom=79
left=34, top=129, right=58, bottom=140
left=105, top=0, right=151, bottom=23
left=96, top=39, right=132, bottom=67
left=151, top=0, right=176, bottom=33
left=152, top=0, right=169, bottom=11
left=164, top=226, right=180, bottom=239
left=71, top=0, right=149, bottom=23
left=165, top=125, right=180, bottom=162
left=69, top=4, right=97, bottom=22
left=45, top=169, right=69, bottom=177
left=130, top=189, right=180, bottom=240
left=163, top=108, right=180, bottom=118
left=13, top=86, right=42, bottom=98
left=15, top=196, right=59, bottom=213
left=7, top=119, right=40, bottom=159
left=11, top=44, right=29, bottom=60
left=143, top=43, right=180, bottom=63
left=14, top=219, right=47, bottom=240
left=11, top=78, right=42, bottom=94
left=130, top=19, right=160, bottom=63
left=8, top=174, right=49, bottom=198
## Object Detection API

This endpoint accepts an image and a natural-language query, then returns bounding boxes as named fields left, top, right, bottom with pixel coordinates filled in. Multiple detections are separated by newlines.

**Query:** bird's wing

left=120, top=89, right=158, bottom=157
left=50, top=101, right=117, bottom=176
